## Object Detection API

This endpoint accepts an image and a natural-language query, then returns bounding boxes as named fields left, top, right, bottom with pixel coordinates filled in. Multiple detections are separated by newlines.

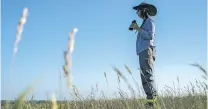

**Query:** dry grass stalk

left=63, top=28, right=78, bottom=88
left=104, top=72, right=107, bottom=78
left=113, top=67, right=135, bottom=97
left=14, top=81, right=36, bottom=109
left=73, top=85, right=78, bottom=96
left=68, top=28, right=78, bottom=54
left=67, top=75, right=72, bottom=88
left=59, top=71, right=63, bottom=100
left=14, top=8, right=28, bottom=56
left=125, top=64, right=132, bottom=75
left=190, top=63, right=207, bottom=80
left=63, top=51, right=70, bottom=76
left=51, top=94, right=58, bottom=109
left=104, top=72, right=109, bottom=87
left=72, top=85, right=80, bottom=99
left=64, top=51, right=70, bottom=67
left=115, top=69, right=121, bottom=84
left=9, top=8, right=29, bottom=99
left=126, top=65, right=141, bottom=97
left=63, top=65, right=69, bottom=76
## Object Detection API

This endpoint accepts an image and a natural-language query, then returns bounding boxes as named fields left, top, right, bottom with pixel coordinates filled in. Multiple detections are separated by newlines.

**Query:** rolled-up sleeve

left=140, top=19, right=155, bottom=40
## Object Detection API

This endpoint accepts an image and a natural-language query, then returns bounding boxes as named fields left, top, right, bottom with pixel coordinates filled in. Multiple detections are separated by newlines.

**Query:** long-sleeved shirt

left=136, top=17, right=156, bottom=56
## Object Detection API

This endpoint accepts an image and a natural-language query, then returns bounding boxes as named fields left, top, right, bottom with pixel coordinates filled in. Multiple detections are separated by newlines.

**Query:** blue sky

left=2, top=0, right=207, bottom=100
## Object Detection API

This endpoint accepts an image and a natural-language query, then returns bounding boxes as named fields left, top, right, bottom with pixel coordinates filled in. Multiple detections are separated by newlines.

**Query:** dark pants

left=139, top=47, right=157, bottom=99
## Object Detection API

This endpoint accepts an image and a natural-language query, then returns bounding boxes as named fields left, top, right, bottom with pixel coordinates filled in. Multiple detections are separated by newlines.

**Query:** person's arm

left=138, top=19, right=155, bottom=40
left=129, top=19, right=155, bottom=40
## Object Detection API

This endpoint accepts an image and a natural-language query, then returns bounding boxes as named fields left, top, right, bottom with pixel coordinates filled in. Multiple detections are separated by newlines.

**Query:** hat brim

left=133, top=3, right=157, bottom=16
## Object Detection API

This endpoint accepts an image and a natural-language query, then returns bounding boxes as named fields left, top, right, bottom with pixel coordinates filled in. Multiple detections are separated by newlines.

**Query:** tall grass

left=2, top=63, right=207, bottom=109
left=8, top=7, right=29, bottom=101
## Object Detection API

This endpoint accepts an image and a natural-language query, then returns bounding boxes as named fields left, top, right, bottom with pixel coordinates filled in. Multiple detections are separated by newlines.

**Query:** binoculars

left=129, top=20, right=137, bottom=30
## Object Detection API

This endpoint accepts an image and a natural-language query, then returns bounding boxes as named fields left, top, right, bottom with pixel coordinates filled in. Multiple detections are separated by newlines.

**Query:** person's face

left=137, top=10, right=143, bottom=19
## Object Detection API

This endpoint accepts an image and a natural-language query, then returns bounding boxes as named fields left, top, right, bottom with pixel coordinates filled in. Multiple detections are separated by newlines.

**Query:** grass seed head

left=73, top=85, right=79, bottom=97
left=14, top=8, right=28, bottom=55
left=51, top=94, right=58, bottom=109
left=63, top=65, right=69, bottom=76
left=125, top=64, right=132, bottom=75
left=67, top=75, right=72, bottom=88
left=104, top=72, right=107, bottom=78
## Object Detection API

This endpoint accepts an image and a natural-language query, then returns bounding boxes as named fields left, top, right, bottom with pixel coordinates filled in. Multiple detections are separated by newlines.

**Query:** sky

left=1, top=0, right=207, bottom=100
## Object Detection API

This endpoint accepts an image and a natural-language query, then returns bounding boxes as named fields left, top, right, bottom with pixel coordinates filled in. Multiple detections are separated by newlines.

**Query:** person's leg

left=139, top=48, right=157, bottom=100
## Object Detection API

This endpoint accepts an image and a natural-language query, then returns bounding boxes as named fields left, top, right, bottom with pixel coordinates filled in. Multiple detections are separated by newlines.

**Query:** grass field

left=1, top=85, right=207, bottom=109
left=1, top=64, right=207, bottom=109
left=1, top=95, right=207, bottom=109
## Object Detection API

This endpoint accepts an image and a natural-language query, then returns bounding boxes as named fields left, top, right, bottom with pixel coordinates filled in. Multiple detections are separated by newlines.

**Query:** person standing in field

left=129, top=2, right=158, bottom=108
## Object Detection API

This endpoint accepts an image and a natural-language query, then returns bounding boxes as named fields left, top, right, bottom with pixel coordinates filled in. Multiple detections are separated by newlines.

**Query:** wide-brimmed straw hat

left=133, top=2, right=157, bottom=16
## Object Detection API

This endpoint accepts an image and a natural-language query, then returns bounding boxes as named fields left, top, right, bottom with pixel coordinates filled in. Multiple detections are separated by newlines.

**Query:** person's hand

left=129, top=23, right=138, bottom=29
left=129, top=23, right=141, bottom=32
